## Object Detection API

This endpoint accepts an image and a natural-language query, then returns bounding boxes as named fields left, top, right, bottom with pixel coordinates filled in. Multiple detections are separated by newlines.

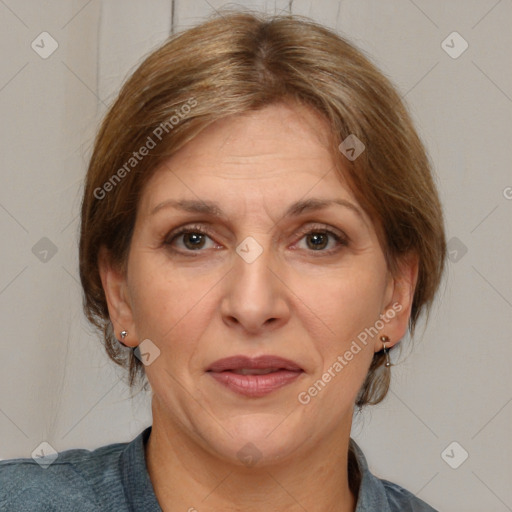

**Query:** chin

left=204, top=413, right=304, bottom=467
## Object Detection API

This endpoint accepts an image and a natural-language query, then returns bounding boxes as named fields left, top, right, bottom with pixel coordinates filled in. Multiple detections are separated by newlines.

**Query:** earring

left=119, top=330, right=128, bottom=346
left=380, top=335, right=392, bottom=367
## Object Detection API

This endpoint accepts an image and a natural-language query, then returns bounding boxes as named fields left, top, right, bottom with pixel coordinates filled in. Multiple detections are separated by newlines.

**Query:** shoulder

left=349, top=438, right=439, bottom=512
left=0, top=440, right=130, bottom=511
left=380, top=479, right=439, bottom=512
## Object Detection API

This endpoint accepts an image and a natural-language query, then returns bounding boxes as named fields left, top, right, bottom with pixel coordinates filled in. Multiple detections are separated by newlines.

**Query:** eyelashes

left=163, top=223, right=349, bottom=257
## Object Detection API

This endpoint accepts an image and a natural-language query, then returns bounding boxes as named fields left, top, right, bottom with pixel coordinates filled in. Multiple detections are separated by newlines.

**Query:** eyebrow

left=150, top=197, right=363, bottom=220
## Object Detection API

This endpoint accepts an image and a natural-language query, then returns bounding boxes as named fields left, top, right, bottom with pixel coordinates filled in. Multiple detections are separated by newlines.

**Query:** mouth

left=207, top=355, right=303, bottom=373
left=206, top=355, right=304, bottom=398
left=227, top=368, right=282, bottom=375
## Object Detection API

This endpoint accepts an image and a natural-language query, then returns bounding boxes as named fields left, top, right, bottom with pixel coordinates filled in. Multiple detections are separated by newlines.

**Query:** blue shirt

left=0, top=426, right=438, bottom=511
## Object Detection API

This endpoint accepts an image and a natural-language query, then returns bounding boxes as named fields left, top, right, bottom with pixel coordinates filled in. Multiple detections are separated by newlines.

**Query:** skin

left=99, top=101, right=418, bottom=512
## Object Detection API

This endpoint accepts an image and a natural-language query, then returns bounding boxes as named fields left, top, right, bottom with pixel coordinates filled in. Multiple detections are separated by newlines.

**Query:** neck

left=145, top=398, right=358, bottom=512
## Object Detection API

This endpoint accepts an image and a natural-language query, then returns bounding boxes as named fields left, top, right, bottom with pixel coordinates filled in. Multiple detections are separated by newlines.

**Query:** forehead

left=139, top=102, right=358, bottom=216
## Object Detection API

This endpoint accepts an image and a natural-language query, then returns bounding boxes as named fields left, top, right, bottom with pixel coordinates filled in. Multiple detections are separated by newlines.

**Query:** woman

left=0, top=10, right=445, bottom=512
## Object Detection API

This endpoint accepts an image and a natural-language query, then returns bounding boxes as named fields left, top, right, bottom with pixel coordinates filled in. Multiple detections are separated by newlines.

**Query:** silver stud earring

left=380, top=335, right=392, bottom=367
left=119, top=330, right=128, bottom=346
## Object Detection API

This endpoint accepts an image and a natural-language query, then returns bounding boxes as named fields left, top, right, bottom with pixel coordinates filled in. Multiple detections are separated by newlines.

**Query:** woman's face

left=102, top=102, right=414, bottom=465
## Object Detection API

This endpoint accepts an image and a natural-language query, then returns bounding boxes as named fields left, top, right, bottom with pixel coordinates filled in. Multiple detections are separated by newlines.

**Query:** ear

left=98, top=246, right=138, bottom=347
left=376, top=252, right=419, bottom=352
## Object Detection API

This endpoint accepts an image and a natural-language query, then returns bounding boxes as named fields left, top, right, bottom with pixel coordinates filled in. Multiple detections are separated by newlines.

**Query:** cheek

left=301, top=263, right=388, bottom=345
left=294, top=264, right=387, bottom=403
left=127, top=252, right=219, bottom=358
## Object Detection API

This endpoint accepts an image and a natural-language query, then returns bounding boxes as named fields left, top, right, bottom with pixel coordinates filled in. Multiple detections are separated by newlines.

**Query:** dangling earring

left=119, top=330, right=128, bottom=346
left=380, top=335, right=392, bottom=367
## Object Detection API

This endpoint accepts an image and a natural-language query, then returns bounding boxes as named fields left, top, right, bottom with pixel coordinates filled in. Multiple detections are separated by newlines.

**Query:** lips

left=206, top=355, right=304, bottom=398
left=207, top=355, right=303, bottom=373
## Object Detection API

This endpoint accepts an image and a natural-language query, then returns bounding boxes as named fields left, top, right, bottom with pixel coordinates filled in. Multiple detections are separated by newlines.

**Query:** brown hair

left=79, top=10, right=446, bottom=410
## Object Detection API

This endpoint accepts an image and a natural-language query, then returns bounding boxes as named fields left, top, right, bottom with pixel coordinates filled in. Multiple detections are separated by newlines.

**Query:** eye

left=164, top=224, right=219, bottom=253
left=294, top=226, right=348, bottom=254
left=164, top=223, right=349, bottom=256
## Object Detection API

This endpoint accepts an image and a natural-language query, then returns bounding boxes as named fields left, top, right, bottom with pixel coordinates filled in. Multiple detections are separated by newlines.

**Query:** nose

left=220, top=238, right=291, bottom=335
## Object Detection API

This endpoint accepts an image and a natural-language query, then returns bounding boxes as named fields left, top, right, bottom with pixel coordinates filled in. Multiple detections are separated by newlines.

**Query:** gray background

left=1, top=1, right=511, bottom=510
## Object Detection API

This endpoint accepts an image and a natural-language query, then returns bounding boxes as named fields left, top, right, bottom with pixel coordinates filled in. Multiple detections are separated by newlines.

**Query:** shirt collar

left=120, top=426, right=161, bottom=512
left=350, top=437, right=392, bottom=512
